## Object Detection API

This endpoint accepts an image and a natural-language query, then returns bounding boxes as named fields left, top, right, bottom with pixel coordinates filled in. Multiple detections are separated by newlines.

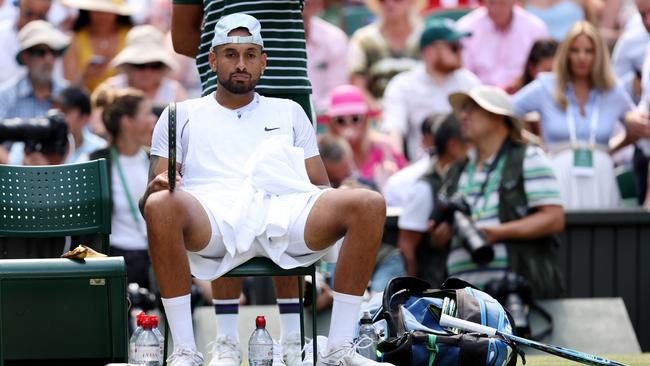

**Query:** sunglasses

left=334, top=115, right=363, bottom=126
left=130, top=62, right=166, bottom=70
left=460, top=101, right=479, bottom=114
left=449, top=42, right=462, bottom=53
left=26, top=47, right=63, bottom=58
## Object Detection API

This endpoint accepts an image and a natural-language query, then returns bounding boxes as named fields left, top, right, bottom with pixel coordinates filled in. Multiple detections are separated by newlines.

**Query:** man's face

left=485, top=0, right=515, bottom=29
left=21, top=45, right=60, bottom=83
left=637, top=0, right=650, bottom=33
left=209, top=28, right=267, bottom=94
left=17, top=0, right=51, bottom=29
left=424, top=41, right=462, bottom=74
left=458, top=99, right=502, bottom=143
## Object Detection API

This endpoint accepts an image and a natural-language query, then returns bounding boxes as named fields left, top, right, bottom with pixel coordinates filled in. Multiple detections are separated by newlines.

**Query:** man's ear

left=261, top=51, right=267, bottom=73
left=208, top=50, right=218, bottom=72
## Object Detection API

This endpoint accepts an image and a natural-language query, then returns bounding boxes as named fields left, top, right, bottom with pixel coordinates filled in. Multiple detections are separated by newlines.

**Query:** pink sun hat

left=327, top=84, right=369, bottom=117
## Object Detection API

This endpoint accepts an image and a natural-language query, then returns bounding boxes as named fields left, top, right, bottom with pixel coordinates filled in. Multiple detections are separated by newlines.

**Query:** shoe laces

left=322, top=338, right=374, bottom=360
left=167, top=346, right=204, bottom=365
left=208, top=335, right=241, bottom=360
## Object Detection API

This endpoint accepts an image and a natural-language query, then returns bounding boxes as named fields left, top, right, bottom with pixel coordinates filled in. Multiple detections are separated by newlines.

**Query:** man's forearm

left=171, top=4, right=203, bottom=58
left=488, top=205, right=564, bottom=242
left=397, top=230, right=424, bottom=276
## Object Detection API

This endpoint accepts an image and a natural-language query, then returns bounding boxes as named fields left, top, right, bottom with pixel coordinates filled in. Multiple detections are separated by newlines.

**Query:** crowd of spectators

left=1, top=0, right=650, bottom=298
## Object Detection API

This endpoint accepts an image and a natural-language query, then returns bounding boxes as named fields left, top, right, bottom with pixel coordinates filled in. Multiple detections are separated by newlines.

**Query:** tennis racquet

left=439, top=314, right=628, bottom=366
left=168, top=102, right=176, bottom=192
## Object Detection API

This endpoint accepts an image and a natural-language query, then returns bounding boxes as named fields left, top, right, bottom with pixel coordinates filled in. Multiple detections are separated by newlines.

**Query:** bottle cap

left=142, top=316, right=153, bottom=330
left=255, top=315, right=266, bottom=328
left=360, top=311, right=373, bottom=324
left=136, top=311, right=146, bottom=326
left=150, top=315, right=159, bottom=328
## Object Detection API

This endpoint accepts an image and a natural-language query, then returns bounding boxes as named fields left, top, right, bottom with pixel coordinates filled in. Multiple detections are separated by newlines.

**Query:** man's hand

left=148, top=170, right=181, bottom=194
left=479, top=225, right=504, bottom=245
left=625, top=110, right=650, bottom=138
left=428, top=220, right=453, bottom=249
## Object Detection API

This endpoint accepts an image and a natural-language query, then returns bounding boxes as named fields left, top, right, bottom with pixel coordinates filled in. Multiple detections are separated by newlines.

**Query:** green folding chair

left=0, top=159, right=128, bottom=365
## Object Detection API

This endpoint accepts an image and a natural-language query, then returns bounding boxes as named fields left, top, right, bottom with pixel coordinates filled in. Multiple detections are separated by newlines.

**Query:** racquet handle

left=440, top=313, right=497, bottom=336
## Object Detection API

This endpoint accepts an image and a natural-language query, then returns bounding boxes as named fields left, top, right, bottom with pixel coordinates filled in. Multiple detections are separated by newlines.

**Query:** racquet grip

left=168, top=102, right=176, bottom=192
left=440, top=314, right=497, bottom=336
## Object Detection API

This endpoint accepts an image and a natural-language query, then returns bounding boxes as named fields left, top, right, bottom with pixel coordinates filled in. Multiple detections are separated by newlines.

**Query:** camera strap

left=464, top=139, right=511, bottom=218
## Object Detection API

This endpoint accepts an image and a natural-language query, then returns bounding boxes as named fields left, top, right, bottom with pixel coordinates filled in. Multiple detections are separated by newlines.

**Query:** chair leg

left=298, top=275, right=306, bottom=354
left=311, top=271, right=317, bottom=365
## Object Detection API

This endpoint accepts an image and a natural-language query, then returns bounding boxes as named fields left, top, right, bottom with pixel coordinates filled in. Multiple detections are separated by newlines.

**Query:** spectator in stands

left=439, top=85, right=564, bottom=298
left=62, top=0, right=132, bottom=92
left=0, top=0, right=51, bottom=86
left=383, top=114, right=437, bottom=207
left=396, top=113, right=467, bottom=287
left=319, top=133, right=376, bottom=190
left=382, top=18, right=480, bottom=160
left=424, top=0, right=480, bottom=12
left=0, top=20, right=68, bottom=120
left=612, top=0, right=650, bottom=105
left=505, top=38, right=558, bottom=94
left=100, top=25, right=186, bottom=106
left=327, top=84, right=407, bottom=190
left=513, top=21, right=634, bottom=209
left=90, top=87, right=156, bottom=288
left=0, top=0, right=17, bottom=22
left=522, top=0, right=587, bottom=41
left=348, top=0, right=424, bottom=110
left=303, top=0, right=349, bottom=118
left=54, top=86, right=107, bottom=162
left=456, top=0, right=548, bottom=86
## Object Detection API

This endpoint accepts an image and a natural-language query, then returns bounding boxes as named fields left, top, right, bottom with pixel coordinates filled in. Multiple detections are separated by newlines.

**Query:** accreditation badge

left=572, top=147, right=594, bottom=176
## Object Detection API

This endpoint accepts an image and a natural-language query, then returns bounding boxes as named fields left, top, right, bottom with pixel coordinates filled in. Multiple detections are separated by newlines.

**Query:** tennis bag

left=376, top=277, right=523, bottom=366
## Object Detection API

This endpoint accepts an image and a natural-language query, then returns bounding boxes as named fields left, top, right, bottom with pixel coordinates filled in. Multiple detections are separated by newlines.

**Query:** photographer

left=397, top=114, right=467, bottom=287
left=435, top=85, right=565, bottom=299
left=0, top=20, right=69, bottom=165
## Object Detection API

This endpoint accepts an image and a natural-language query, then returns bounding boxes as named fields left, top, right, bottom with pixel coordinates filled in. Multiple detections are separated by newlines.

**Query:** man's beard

left=433, top=58, right=461, bottom=75
left=218, top=72, right=259, bottom=94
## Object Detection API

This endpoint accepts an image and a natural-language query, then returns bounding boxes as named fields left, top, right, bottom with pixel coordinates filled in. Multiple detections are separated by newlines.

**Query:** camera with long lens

left=431, top=195, right=494, bottom=265
left=484, top=272, right=533, bottom=338
left=0, top=109, right=68, bottom=156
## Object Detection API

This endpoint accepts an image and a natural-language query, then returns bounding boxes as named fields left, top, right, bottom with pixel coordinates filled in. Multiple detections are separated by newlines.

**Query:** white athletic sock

left=327, top=291, right=363, bottom=351
left=277, top=298, right=301, bottom=343
left=161, top=294, right=196, bottom=350
left=213, top=299, right=240, bottom=342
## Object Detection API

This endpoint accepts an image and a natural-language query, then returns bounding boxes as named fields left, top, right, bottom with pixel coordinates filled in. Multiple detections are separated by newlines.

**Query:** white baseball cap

left=211, top=13, right=264, bottom=50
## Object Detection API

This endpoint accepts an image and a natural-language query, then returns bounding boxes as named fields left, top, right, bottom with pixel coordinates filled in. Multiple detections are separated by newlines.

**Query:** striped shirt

left=0, top=75, right=67, bottom=119
left=172, top=0, right=311, bottom=96
left=447, top=145, right=562, bottom=288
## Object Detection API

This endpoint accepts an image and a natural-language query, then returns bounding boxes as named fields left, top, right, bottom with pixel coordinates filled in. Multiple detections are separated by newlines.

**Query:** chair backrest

left=0, top=159, right=111, bottom=253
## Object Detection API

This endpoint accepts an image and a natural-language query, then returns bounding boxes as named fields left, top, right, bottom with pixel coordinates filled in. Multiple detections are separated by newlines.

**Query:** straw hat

left=16, top=20, right=70, bottom=64
left=448, top=85, right=523, bottom=136
left=111, top=25, right=178, bottom=70
left=62, top=0, right=131, bottom=15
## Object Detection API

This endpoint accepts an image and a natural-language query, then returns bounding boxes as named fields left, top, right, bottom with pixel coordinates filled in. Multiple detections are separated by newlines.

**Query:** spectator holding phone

left=62, top=0, right=132, bottom=92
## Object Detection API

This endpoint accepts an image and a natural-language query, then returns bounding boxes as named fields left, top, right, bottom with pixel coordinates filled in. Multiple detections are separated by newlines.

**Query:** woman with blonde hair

left=513, top=20, right=634, bottom=209
left=348, top=0, right=425, bottom=110
left=89, top=87, right=156, bottom=288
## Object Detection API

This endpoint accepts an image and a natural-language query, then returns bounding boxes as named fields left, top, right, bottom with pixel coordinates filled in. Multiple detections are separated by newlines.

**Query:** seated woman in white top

left=513, top=21, right=635, bottom=209
left=101, top=25, right=187, bottom=106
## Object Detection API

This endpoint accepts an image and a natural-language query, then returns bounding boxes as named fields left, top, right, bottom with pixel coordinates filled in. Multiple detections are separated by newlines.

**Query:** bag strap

left=168, top=102, right=176, bottom=192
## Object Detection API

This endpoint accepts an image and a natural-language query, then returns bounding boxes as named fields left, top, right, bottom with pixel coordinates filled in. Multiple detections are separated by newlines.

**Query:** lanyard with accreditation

left=566, top=94, right=600, bottom=177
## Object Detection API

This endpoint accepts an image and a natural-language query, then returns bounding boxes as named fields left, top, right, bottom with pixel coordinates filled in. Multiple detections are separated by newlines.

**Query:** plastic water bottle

left=150, top=315, right=165, bottom=364
left=134, top=316, right=161, bottom=365
left=248, top=315, right=273, bottom=366
left=129, top=312, right=146, bottom=362
left=357, top=311, right=378, bottom=360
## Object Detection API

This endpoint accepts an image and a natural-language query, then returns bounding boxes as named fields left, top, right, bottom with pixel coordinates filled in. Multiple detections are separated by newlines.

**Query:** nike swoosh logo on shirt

left=265, top=127, right=280, bottom=131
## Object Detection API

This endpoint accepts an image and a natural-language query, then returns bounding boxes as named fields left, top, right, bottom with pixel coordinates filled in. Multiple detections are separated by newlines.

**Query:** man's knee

left=143, top=190, right=189, bottom=229
left=348, top=189, right=386, bottom=220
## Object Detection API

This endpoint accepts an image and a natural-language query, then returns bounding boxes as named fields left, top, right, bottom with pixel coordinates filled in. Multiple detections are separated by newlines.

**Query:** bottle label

left=138, top=346, right=160, bottom=361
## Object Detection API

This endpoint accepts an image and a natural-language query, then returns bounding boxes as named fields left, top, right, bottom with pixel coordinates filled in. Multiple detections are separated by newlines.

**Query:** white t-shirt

left=150, top=93, right=319, bottom=195
left=384, top=155, right=431, bottom=208
left=398, top=179, right=434, bottom=232
left=110, top=150, right=149, bottom=251
left=382, top=64, right=480, bottom=160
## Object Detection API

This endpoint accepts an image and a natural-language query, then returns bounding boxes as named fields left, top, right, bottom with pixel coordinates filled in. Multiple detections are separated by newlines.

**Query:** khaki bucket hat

left=16, top=20, right=70, bottom=65
left=62, top=0, right=131, bottom=15
left=448, top=85, right=523, bottom=137
left=111, top=25, right=178, bottom=70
